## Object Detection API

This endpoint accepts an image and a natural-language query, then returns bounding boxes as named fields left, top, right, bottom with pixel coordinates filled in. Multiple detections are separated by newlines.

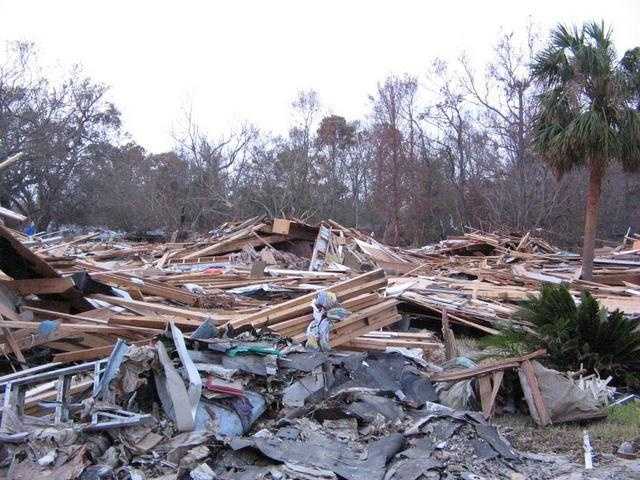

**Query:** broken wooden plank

left=518, top=359, right=552, bottom=427
left=478, top=375, right=493, bottom=418
left=53, top=339, right=151, bottom=363
left=430, top=349, right=546, bottom=382
left=0, top=206, right=26, bottom=223
left=109, top=315, right=203, bottom=331
left=486, top=371, right=504, bottom=418
left=441, top=309, right=457, bottom=360
left=90, top=294, right=232, bottom=323
left=0, top=320, right=160, bottom=335
left=230, top=269, right=387, bottom=329
left=271, top=218, right=292, bottom=235
left=182, top=223, right=267, bottom=260
left=0, top=224, right=59, bottom=279
left=0, top=277, right=76, bottom=295
left=0, top=315, right=27, bottom=367
left=94, top=273, right=198, bottom=305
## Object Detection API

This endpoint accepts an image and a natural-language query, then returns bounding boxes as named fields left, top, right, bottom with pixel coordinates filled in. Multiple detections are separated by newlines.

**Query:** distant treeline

left=0, top=35, right=638, bottom=246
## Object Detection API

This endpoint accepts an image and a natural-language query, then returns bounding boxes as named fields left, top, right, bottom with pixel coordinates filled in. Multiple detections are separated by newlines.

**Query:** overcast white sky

left=0, top=1, right=638, bottom=152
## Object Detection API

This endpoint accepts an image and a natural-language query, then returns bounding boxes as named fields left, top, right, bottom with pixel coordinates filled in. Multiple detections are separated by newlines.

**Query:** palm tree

left=531, top=22, right=640, bottom=280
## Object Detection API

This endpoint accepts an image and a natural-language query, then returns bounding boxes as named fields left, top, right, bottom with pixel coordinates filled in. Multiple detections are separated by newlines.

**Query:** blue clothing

left=24, top=223, right=36, bottom=236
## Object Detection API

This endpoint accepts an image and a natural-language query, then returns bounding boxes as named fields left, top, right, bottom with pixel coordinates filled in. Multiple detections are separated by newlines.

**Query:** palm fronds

left=531, top=21, right=640, bottom=173
left=490, top=283, right=640, bottom=385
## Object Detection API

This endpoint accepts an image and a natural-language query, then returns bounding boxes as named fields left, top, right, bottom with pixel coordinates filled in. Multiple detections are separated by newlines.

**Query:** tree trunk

left=581, top=160, right=604, bottom=281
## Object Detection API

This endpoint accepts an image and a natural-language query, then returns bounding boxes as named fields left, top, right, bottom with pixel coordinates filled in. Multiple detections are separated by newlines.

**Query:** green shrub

left=607, top=401, right=640, bottom=427
left=483, top=283, right=640, bottom=385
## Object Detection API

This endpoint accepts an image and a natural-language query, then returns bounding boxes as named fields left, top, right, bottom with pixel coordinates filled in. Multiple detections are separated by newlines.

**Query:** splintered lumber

left=429, top=348, right=550, bottom=425
left=285, top=296, right=395, bottom=341
left=180, top=234, right=288, bottom=260
left=398, top=290, right=501, bottom=335
left=0, top=152, right=24, bottom=172
left=0, top=225, right=98, bottom=311
left=288, top=298, right=400, bottom=343
left=182, top=223, right=266, bottom=260
left=166, top=276, right=301, bottom=289
left=93, top=273, right=198, bottom=305
left=87, top=245, right=155, bottom=261
left=329, top=299, right=401, bottom=347
left=359, top=330, right=439, bottom=340
left=53, top=345, right=118, bottom=363
left=229, top=269, right=387, bottom=329
left=24, top=306, right=160, bottom=335
left=598, top=296, right=640, bottom=315
left=90, top=294, right=235, bottom=323
left=339, top=330, right=442, bottom=353
left=22, top=306, right=112, bottom=325
left=268, top=293, right=384, bottom=338
left=36, top=232, right=100, bottom=254
left=354, top=238, right=409, bottom=265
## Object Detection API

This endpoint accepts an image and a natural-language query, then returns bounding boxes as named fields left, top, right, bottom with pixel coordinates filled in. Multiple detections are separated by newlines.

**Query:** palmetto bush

left=484, top=284, right=640, bottom=385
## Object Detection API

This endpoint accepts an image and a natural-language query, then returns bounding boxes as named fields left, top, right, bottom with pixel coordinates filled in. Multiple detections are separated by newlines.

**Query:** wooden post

left=518, top=359, right=551, bottom=426
left=479, top=371, right=504, bottom=419
left=441, top=309, right=457, bottom=360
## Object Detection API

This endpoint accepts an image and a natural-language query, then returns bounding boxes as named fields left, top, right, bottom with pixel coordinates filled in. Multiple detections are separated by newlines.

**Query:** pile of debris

left=0, top=213, right=638, bottom=478
left=0, top=322, right=586, bottom=480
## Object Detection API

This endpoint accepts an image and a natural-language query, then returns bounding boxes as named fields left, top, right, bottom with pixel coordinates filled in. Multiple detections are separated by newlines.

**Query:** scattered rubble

left=0, top=216, right=638, bottom=478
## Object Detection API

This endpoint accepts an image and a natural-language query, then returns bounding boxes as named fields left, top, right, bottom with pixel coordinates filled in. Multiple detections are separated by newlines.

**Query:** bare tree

left=173, top=103, right=256, bottom=227
left=0, top=42, right=121, bottom=229
left=458, top=29, right=575, bottom=231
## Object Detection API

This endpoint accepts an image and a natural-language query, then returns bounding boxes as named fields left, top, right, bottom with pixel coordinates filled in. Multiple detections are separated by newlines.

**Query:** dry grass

left=495, top=401, right=640, bottom=461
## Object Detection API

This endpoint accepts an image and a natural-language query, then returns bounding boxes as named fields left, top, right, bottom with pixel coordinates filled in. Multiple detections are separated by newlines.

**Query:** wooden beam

left=94, top=273, right=198, bottom=305
left=339, top=337, right=441, bottom=352
left=22, top=306, right=109, bottom=324
left=109, top=315, right=202, bottom=331
left=441, top=309, right=457, bottom=360
left=0, top=206, right=26, bottom=223
left=230, top=269, right=386, bottom=329
left=0, top=320, right=160, bottom=335
left=485, top=371, right=504, bottom=419
left=90, top=294, right=232, bottom=323
left=478, top=375, right=493, bottom=418
left=0, top=152, right=24, bottom=172
left=332, top=312, right=402, bottom=347
left=53, top=339, right=151, bottom=363
left=430, top=349, right=546, bottom=382
left=268, top=293, right=383, bottom=336
left=0, top=277, right=75, bottom=295
left=518, top=359, right=551, bottom=427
